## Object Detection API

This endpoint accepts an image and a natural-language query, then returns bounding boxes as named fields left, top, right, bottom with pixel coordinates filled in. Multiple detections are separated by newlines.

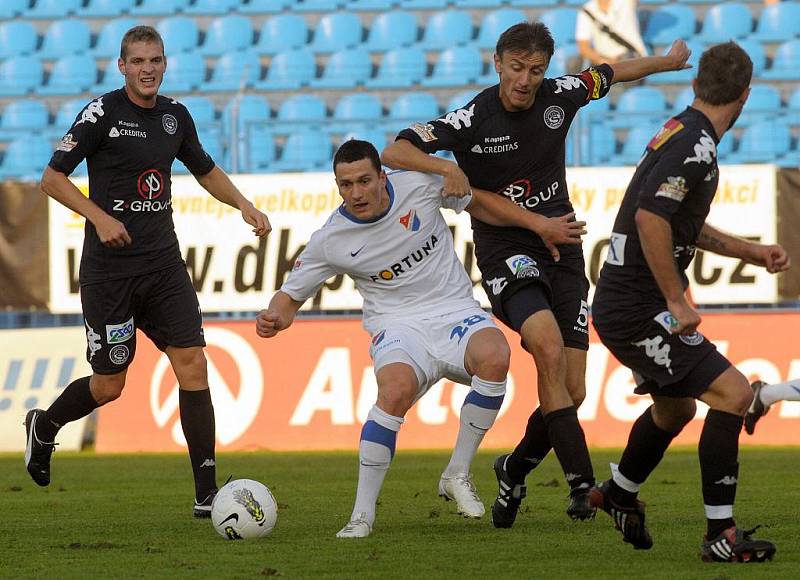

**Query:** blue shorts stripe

left=361, top=420, right=397, bottom=456
left=464, top=390, right=504, bottom=410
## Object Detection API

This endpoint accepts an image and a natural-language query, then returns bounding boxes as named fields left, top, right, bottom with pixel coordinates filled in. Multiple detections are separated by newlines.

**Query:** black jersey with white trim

left=49, top=88, right=215, bottom=285
left=594, top=107, right=721, bottom=316
left=397, top=65, right=613, bottom=265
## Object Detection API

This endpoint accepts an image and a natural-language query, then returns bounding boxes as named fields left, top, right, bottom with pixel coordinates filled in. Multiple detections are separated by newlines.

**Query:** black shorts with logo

left=80, top=264, right=205, bottom=375
left=480, top=252, right=590, bottom=350
left=592, top=306, right=731, bottom=398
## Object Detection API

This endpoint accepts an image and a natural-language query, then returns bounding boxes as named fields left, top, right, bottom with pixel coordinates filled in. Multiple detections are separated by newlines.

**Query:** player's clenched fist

left=256, top=309, right=284, bottom=338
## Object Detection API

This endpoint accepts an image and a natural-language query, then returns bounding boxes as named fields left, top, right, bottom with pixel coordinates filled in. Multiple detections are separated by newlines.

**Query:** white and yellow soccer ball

left=211, top=479, right=278, bottom=540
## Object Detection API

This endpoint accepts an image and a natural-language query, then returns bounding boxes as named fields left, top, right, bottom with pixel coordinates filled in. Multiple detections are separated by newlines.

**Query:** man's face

left=118, top=41, right=166, bottom=107
left=335, top=158, right=387, bottom=221
left=494, top=49, right=550, bottom=112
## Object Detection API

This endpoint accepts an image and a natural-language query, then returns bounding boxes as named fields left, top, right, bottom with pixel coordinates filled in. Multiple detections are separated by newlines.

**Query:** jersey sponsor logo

left=118, top=120, right=139, bottom=127
left=113, top=198, right=172, bottom=213
left=502, top=179, right=560, bottom=210
left=75, top=98, right=104, bottom=126
left=371, top=330, right=386, bottom=346
left=544, top=105, right=565, bottom=129
left=56, top=133, right=78, bottom=152
left=472, top=142, right=519, bottom=154
left=109, top=127, right=120, bottom=138
left=399, top=209, right=421, bottom=231
left=137, top=169, right=164, bottom=200
left=679, top=332, right=704, bottom=346
left=110, top=126, right=147, bottom=139
left=486, top=276, right=508, bottom=296
left=438, top=104, right=475, bottom=130
left=505, top=254, right=539, bottom=279
left=471, top=144, right=483, bottom=153
left=85, top=322, right=101, bottom=361
left=370, top=233, right=439, bottom=282
left=655, top=175, right=688, bottom=202
left=409, top=122, right=437, bottom=142
left=648, top=118, right=684, bottom=151
left=683, top=130, right=716, bottom=165
left=109, top=344, right=130, bottom=365
left=484, top=135, right=511, bottom=143
left=553, top=75, right=585, bottom=94
left=632, top=335, right=673, bottom=375
left=606, top=232, right=627, bottom=266
left=106, top=317, right=134, bottom=345
left=653, top=311, right=679, bottom=333
left=162, top=113, right=178, bottom=135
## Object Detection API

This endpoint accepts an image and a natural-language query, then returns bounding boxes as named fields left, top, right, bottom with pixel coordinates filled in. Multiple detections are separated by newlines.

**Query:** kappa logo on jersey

left=684, top=129, right=716, bottom=165
left=137, top=169, right=164, bottom=200
left=553, top=75, right=585, bottom=94
left=505, top=255, right=539, bottom=279
left=606, top=232, right=627, bottom=266
left=371, top=330, right=386, bottom=346
left=162, top=114, right=178, bottom=135
left=544, top=105, right=565, bottom=129
left=85, top=322, right=101, bottom=361
left=655, top=175, right=688, bottom=202
left=486, top=276, right=508, bottom=296
left=438, top=104, right=475, bottom=130
left=633, top=335, right=673, bottom=375
left=370, top=233, right=439, bottom=282
left=106, top=317, right=134, bottom=344
left=704, top=167, right=718, bottom=182
left=399, top=209, right=421, bottom=231
left=648, top=118, right=685, bottom=151
left=410, top=122, right=437, bottom=142
left=56, top=133, right=78, bottom=152
left=75, top=98, right=104, bottom=126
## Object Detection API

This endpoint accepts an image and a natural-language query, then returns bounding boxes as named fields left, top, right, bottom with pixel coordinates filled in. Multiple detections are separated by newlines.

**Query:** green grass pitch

left=2, top=448, right=797, bottom=579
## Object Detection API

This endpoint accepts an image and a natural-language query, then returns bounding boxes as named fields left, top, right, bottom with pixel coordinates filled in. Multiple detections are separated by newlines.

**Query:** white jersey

left=281, top=170, right=480, bottom=334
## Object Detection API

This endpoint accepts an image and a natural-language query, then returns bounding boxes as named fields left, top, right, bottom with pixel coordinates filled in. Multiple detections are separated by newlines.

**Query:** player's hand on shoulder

left=256, top=309, right=283, bottom=338
left=752, top=243, right=791, bottom=274
left=241, top=201, right=271, bottom=237
left=666, top=297, right=701, bottom=335
left=665, top=40, right=691, bottom=71
left=441, top=163, right=471, bottom=198
left=95, top=214, right=132, bottom=248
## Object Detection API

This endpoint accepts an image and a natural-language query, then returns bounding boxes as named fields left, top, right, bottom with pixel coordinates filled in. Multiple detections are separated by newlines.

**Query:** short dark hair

left=496, top=21, right=555, bottom=60
left=333, top=139, right=382, bottom=174
left=695, top=42, right=752, bottom=106
left=120, top=26, right=164, bottom=61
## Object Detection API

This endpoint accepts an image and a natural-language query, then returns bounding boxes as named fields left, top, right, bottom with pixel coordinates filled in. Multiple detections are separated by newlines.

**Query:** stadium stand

left=26, top=0, right=82, bottom=19
left=252, top=15, right=308, bottom=56
left=38, top=20, right=92, bottom=60
left=0, top=21, right=37, bottom=60
left=79, top=0, right=137, bottom=18
left=156, top=16, right=200, bottom=56
left=0, top=55, right=43, bottom=97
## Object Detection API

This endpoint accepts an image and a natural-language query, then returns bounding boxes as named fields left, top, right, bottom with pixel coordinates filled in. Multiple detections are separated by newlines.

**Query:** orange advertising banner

left=95, top=313, right=800, bottom=453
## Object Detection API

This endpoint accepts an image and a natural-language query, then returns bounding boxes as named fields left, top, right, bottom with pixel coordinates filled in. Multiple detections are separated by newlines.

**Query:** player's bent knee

left=90, top=373, right=126, bottom=405
left=376, top=386, right=416, bottom=417
left=531, top=341, right=563, bottom=374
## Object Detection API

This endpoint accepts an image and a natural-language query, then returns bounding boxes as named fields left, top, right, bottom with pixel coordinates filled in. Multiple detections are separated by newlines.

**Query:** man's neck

left=690, top=100, right=737, bottom=140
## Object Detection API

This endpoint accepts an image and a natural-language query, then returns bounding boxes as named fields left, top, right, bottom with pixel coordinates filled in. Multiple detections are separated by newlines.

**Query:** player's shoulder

left=648, top=108, right=717, bottom=162
left=157, top=95, right=191, bottom=116
left=385, top=169, right=443, bottom=203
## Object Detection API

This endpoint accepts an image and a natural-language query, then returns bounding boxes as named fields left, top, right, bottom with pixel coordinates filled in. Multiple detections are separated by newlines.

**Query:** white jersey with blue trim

left=281, top=170, right=479, bottom=334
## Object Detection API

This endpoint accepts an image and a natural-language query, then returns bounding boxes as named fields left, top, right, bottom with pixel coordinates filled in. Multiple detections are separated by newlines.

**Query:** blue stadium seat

left=0, top=56, right=43, bottom=97
left=608, top=125, right=661, bottom=166
left=184, top=0, right=240, bottom=15
left=332, top=93, right=383, bottom=132
left=0, top=21, right=38, bottom=59
left=311, top=47, right=372, bottom=88
left=579, top=123, right=615, bottom=165
left=39, top=20, right=92, bottom=60
left=643, top=4, right=696, bottom=44
left=255, top=48, right=315, bottom=90
left=175, top=128, right=224, bottom=174
left=0, top=0, right=27, bottom=19
left=26, top=0, right=81, bottom=18
left=736, top=38, right=766, bottom=78
left=272, top=132, right=332, bottom=172
left=294, top=0, right=342, bottom=11
left=420, top=10, right=473, bottom=50
left=346, top=0, right=396, bottom=10
left=447, top=90, right=478, bottom=112
left=547, top=44, right=579, bottom=78
left=752, top=1, right=800, bottom=43
left=310, top=13, right=363, bottom=54
left=398, top=0, right=447, bottom=8
left=274, top=95, right=327, bottom=135
left=159, top=51, right=205, bottom=93
left=509, top=0, right=559, bottom=6
left=179, top=96, right=216, bottom=127
left=762, top=39, right=800, bottom=81
left=199, top=16, right=254, bottom=57
left=0, top=136, right=52, bottom=180
left=130, top=0, right=190, bottom=16
left=647, top=40, right=703, bottom=85
left=232, top=125, right=276, bottom=173
left=0, top=100, right=49, bottom=142
left=422, top=46, right=483, bottom=87
left=786, top=88, right=800, bottom=127
left=539, top=8, right=578, bottom=46
left=609, top=86, right=666, bottom=128
left=240, top=0, right=289, bottom=14
left=92, top=59, right=124, bottom=94
left=580, top=92, right=611, bottom=124
left=253, top=15, right=308, bottom=56
left=91, top=18, right=138, bottom=58
left=157, top=16, right=200, bottom=55
left=367, top=46, right=426, bottom=88
left=365, top=11, right=417, bottom=53
left=342, top=129, right=388, bottom=152
left=205, top=51, right=261, bottom=93
left=223, top=95, right=271, bottom=141
left=739, top=85, right=782, bottom=127
left=386, top=92, right=440, bottom=133
left=47, top=98, right=89, bottom=140
left=726, top=121, right=790, bottom=163
left=671, top=85, right=695, bottom=113
left=474, top=9, right=527, bottom=50
left=79, top=0, right=135, bottom=17
left=697, top=3, right=752, bottom=44
left=38, top=54, right=97, bottom=96
left=458, top=0, right=506, bottom=7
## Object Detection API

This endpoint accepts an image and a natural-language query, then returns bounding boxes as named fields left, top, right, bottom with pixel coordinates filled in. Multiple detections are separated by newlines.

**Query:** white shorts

left=368, top=307, right=498, bottom=398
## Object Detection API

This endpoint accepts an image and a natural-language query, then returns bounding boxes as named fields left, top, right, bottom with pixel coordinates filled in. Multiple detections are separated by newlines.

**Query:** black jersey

left=397, top=65, right=613, bottom=266
left=594, top=107, right=721, bottom=318
left=49, top=88, right=215, bottom=285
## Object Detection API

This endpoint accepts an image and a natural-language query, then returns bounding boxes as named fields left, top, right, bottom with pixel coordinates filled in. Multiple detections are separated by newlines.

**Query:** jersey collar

left=338, top=178, right=395, bottom=224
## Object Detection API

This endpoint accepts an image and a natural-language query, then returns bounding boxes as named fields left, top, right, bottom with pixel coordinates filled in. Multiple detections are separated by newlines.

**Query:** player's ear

left=118, top=57, right=125, bottom=76
left=493, top=52, right=502, bottom=74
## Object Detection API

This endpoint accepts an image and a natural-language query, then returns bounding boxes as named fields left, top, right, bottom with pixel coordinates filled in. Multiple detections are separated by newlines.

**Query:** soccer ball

left=211, top=479, right=278, bottom=540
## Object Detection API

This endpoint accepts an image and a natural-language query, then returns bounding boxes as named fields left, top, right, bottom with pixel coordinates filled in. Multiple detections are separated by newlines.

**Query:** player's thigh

left=462, top=325, right=510, bottom=381
left=80, top=278, right=138, bottom=375
left=369, top=324, right=430, bottom=400
left=433, top=307, right=502, bottom=384
left=698, top=365, right=753, bottom=416
left=548, top=257, right=590, bottom=351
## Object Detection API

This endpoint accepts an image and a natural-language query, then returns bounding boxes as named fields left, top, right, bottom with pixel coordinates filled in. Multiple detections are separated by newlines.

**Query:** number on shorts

left=449, top=314, right=487, bottom=343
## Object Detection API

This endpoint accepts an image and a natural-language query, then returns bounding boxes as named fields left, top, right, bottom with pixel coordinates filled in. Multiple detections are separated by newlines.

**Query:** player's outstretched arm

left=610, top=40, right=691, bottom=84
left=256, top=291, right=304, bottom=339
left=697, top=223, right=791, bottom=274
left=636, top=208, right=700, bottom=335
left=40, top=166, right=132, bottom=248
left=381, top=139, right=471, bottom=198
left=195, top=166, right=271, bottom=237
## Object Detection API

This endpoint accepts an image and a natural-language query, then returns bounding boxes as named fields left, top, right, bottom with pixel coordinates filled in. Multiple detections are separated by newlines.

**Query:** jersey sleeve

left=176, top=106, right=215, bottom=176
left=279, top=229, right=338, bottom=303
left=48, top=97, right=106, bottom=175
left=412, top=170, right=473, bottom=213
left=550, top=64, right=614, bottom=108
left=395, top=99, right=479, bottom=154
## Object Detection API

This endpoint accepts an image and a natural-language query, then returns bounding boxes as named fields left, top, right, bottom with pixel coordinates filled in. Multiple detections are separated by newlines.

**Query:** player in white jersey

left=256, top=140, right=586, bottom=538
left=745, top=378, right=800, bottom=435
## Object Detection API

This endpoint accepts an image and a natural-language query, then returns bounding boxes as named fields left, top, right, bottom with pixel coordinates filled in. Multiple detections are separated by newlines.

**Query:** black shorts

left=593, top=309, right=731, bottom=399
left=480, top=253, right=590, bottom=350
left=80, top=264, right=205, bottom=375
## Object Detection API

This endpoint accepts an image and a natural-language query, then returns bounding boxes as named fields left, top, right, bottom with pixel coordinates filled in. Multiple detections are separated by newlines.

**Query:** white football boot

left=336, top=512, right=373, bottom=538
left=438, top=473, right=485, bottom=518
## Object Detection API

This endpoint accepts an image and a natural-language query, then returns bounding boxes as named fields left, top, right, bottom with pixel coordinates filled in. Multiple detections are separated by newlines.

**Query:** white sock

left=351, top=405, right=403, bottom=525
left=758, top=380, right=800, bottom=408
left=443, top=375, right=506, bottom=477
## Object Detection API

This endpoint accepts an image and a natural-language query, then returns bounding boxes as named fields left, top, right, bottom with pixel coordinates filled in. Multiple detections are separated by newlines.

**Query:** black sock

left=179, top=388, right=217, bottom=500
left=41, top=376, right=98, bottom=441
left=700, top=409, right=742, bottom=538
left=612, top=406, right=680, bottom=505
left=544, top=405, right=594, bottom=490
left=507, top=408, right=551, bottom=482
